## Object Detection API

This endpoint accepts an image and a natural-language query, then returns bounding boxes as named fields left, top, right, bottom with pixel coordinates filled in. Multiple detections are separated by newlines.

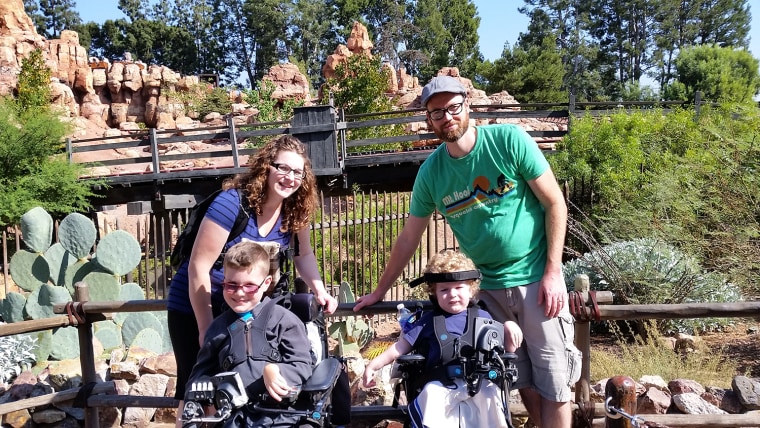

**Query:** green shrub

left=564, top=238, right=743, bottom=334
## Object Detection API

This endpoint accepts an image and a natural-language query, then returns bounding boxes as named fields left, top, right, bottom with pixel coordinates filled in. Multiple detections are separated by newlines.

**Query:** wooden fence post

left=574, top=274, right=591, bottom=402
left=694, top=91, right=703, bottom=121
left=605, top=376, right=638, bottom=428
left=74, top=281, right=100, bottom=428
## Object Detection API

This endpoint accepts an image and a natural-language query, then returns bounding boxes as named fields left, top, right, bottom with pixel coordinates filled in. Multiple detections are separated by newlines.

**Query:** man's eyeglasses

left=427, top=102, right=465, bottom=121
left=221, top=277, right=268, bottom=294
left=271, top=162, right=305, bottom=180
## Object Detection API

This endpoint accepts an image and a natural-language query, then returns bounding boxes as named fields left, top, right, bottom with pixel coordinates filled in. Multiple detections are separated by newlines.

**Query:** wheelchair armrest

left=302, top=357, right=341, bottom=393
left=396, top=354, right=426, bottom=365
left=501, top=352, right=518, bottom=362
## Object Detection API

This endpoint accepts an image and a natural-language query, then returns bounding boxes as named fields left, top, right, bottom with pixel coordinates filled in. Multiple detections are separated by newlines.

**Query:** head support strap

left=409, top=269, right=481, bottom=288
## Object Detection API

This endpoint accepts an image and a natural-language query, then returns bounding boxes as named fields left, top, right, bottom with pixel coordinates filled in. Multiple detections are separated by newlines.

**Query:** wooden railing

left=1, top=281, right=759, bottom=427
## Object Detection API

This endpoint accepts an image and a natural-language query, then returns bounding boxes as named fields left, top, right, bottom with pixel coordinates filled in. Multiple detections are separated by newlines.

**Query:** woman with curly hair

left=167, top=135, right=338, bottom=422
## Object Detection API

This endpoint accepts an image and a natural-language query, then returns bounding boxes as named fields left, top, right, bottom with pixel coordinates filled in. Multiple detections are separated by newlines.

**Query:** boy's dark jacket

left=186, top=296, right=313, bottom=399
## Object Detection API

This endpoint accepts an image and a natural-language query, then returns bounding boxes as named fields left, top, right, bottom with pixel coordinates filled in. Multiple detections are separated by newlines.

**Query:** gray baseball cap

left=420, top=76, right=467, bottom=107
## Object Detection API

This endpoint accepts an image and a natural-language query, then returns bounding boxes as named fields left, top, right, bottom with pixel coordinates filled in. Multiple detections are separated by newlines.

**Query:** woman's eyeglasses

left=221, top=277, right=268, bottom=294
left=427, top=102, right=465, bottom=121
left=271, top=162, right=305, bottom=180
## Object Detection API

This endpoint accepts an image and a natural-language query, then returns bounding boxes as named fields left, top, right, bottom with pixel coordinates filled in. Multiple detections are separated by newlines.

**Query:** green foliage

left=320, top=54, right=407, bottom=152
left=197, top=86, right=232, bottom=118
left=481, top=36, right=565, bottom=103
left=564, top=238, right=742, bottom=334
left=241, top=79, right=304, bottom=147
left=16, top=49, right=51, bottom=113
left=0, top=92, right=97, bottom=227
left=555, top=105, right=760, bottom=299
left=665, top=45, right=760, bottom=103
left=0, top=333, right=37, bottom=384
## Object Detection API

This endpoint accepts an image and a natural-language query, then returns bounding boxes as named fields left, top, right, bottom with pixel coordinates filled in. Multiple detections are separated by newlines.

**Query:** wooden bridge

left=67, top=97, right=696, bottom=213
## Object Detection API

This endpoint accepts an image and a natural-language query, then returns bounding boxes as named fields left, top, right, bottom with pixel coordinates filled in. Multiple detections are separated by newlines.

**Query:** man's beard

left=432, top=111, right=470, bottom=143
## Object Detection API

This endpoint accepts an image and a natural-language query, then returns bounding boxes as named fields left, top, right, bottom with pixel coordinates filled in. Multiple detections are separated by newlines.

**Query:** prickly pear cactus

left=58, top=212, right=97, bottom=260
left=94, top=230, right=142, bottom=276
left=44, top=243, right=75, bottom=287
left=20, top=207, right=53, bottom=253
left=94, top=321, right=122, bottom=351
left=121, top=312, right=163, bottom=348
left=0, top=292, right=27, bottom=323
left=24, top=284, right=72, bottom=320
left=49, top=327, right=80, bottom=360
left=329, top=282, right=373, bottom=355
left=130, top=328, right=163, bottom=354
left=82, top=271, right=121, bottom=302
left=9, top=250, right=49, bottom=292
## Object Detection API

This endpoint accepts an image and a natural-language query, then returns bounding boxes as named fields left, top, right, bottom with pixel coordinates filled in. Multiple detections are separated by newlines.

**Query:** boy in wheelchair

left=362, top=250, right=521, bottom=428
left=181, top=241, right=342, bottom=428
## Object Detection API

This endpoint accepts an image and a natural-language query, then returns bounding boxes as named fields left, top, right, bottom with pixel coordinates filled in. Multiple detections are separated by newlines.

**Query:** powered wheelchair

left=390, top=271, right=520, bottom=428
left=181, top=250, right=349, bottom=428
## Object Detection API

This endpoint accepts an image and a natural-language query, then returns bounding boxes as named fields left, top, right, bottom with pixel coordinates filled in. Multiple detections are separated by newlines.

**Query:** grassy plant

left=590, top=321, right=738, bottom=388
left=362, top=340, right=395, bottom=360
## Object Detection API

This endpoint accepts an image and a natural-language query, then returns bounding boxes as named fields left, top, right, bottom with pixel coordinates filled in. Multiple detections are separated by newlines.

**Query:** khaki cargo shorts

left=479, top=282, right=583, bottom=402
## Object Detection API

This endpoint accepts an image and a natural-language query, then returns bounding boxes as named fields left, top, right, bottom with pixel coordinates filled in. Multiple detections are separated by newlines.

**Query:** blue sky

left=74, top=0, right=759, bottom=72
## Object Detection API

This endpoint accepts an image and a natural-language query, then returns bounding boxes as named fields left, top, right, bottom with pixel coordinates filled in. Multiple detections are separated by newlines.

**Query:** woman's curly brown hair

left=223, top=135, right=318, bottom=232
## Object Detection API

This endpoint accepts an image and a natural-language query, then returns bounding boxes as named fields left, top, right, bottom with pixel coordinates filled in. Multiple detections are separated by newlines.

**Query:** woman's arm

left=293, top=228, right=338, bottom=314
left=188, top=218, right=228, bottom=345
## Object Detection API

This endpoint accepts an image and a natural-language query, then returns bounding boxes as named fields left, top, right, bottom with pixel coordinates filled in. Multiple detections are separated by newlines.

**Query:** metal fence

left=1, top=190, right=456, bottom=305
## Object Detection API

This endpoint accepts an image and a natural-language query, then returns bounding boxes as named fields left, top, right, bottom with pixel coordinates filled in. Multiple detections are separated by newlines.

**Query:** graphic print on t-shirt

left=443, top=173, right=516, bottom=218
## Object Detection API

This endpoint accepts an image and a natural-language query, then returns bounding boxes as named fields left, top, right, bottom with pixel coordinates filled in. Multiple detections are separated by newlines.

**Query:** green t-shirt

left=410, top=124, right=549, bottom=289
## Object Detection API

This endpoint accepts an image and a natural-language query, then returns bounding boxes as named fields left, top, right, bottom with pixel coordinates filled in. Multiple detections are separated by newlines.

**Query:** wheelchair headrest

left=409, top=269, right=482, bottom=288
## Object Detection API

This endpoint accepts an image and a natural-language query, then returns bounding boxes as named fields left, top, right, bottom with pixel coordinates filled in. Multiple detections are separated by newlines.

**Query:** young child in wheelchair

left=362, top=249, right=522, bottom=428
left=181, top=240, right=319, bottom=428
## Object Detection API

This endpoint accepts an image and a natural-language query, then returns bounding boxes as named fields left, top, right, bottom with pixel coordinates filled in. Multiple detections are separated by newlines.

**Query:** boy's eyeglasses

left=427, top=102, right=465, bottom=121
left=221, top=277, right=267, bottom=294
left=271, top=163, right=305, bottom=180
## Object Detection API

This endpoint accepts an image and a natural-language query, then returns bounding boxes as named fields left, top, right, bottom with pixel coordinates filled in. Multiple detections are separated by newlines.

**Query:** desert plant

left=563, top=238, right=743, bottom=334
left=0, top=331, right=37, bottom=383
left=2, top=207, right=171, bottom=360
left=590, top=321, right=738, bottom=388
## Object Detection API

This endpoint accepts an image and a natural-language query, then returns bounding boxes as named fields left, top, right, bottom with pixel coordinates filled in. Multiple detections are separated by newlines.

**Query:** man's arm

left=353, top=214, right=430, bottom=311
left=527, top=167, right=568, bottom=318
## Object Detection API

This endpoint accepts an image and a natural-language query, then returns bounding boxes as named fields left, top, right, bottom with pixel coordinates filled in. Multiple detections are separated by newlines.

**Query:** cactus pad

left=94, top=326, right=122, bottom=351
left=20, top=207, right=54, bottom=253
left=1, top=292, right=28, bottom=323
left=94, top=230, right=142, bottom=276
left=64, top=260, right=104, bottom=295
left=120, top=282, right=146, bottom=300
left=121, top=312, right=163, bottom=347
left=82, top=271, right=121, bottom=302
left=58, top=213, right=97, bottom=260
left=24, top=284, right=72, bottom=320
left=25, top=330, right=53, bottom=362
left=10, top=250, right=50, bottom=292
left=129, top=328, right=163, bottom=354
left=49, top=327, right=80, bottom=360
left=45, top=243, right=76, bottom=288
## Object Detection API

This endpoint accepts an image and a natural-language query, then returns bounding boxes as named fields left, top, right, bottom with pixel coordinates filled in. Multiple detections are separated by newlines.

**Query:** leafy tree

left=0, top=50, right=97, bottom=226
left=320, top=54, right=406, bottom=151
left=481, top=36, right=565, bottom=103
left=407, top=0, right=481, bottom=80
left=664, top=45, right=760, bottom=103
left=285, top=0, right=340, bottom=88
left=24, top=0, right=82, bottom=39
